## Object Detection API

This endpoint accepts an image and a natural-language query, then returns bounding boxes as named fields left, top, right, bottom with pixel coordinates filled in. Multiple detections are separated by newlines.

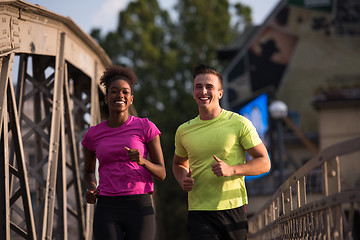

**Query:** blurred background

left=2, top=0, right=360, bottom=239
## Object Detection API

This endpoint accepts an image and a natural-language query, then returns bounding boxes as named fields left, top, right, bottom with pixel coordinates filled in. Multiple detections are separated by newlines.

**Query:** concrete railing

left=248, top=137, right=360, bottom=239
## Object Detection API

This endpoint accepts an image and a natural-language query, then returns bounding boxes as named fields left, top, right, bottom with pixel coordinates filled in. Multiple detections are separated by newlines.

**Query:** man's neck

left=199, top=106, right=223, bottom=120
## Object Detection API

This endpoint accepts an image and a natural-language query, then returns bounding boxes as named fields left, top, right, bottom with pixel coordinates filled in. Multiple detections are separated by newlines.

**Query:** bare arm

left=126, top=135, right=166, bottom=181
left=172, top=154, right=194, bottom=191
left=211, top=143, right=271, bottom=177
left=83, top=146, right=98, bottom=204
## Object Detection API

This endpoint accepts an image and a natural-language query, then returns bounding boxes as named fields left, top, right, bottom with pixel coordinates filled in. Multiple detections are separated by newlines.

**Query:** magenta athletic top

left=81, top=115, right=161, bottom=196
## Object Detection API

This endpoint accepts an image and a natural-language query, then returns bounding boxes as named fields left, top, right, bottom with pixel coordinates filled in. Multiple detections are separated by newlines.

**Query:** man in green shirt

left=173, top=64, right=271, bottom=240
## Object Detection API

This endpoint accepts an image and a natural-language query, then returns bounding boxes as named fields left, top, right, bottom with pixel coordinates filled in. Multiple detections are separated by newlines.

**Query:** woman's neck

left=107, top=112, right=129, bottom=128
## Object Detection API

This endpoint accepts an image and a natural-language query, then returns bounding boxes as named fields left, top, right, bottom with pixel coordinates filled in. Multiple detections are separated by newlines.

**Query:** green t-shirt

left=175, top=109, right=262, bottom=211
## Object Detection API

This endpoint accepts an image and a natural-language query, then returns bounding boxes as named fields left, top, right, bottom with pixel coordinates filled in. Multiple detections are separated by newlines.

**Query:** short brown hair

left=192, top=64, right=223, bottom=89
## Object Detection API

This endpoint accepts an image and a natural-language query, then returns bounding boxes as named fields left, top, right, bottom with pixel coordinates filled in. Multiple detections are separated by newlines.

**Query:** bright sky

left=25, top=0, right=281, bottom=34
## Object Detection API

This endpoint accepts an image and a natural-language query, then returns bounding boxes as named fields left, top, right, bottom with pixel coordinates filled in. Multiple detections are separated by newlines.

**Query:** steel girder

left=0, top=1, right=114, bottom=239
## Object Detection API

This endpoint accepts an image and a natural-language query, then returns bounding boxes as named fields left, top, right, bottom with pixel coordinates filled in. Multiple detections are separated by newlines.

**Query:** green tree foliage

left=90, top=1, right=251, bottom=239
left=233, top=3, right=253, bottom=30
left=177, top=0, right=234, bottom=65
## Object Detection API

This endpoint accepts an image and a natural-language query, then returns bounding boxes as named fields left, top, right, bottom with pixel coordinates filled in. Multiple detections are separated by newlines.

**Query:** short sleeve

left=239, top=117, right=262, bottom=150
left=174, top=127, right=188, bottom=158
left=81, top=126, right=95, bottom=152
left=143, top=118, right=161, bottom=143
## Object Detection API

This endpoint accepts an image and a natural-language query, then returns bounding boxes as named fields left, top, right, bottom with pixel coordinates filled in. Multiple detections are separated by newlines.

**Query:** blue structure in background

left=239, top=93, right=271, bottom=181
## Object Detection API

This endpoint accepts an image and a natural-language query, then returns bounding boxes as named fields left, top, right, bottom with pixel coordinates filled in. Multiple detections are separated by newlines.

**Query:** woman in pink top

left=82, top=65, right=166, bottom=240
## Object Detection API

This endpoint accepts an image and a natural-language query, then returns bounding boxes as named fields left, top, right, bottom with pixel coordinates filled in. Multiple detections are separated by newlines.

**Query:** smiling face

left=105, top=79, right=133, bottom=113
left=193, top=73, right=223, bottom=111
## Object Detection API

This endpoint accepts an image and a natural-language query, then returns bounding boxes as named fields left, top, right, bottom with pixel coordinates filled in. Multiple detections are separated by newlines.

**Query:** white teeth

left=115, top=101, right=125, bottom=104
left=200, top=98, right=209, bottom=100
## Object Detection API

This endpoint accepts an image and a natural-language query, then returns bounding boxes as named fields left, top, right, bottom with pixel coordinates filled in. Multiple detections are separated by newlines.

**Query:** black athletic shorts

left=188, top=205, right=248, bottom=240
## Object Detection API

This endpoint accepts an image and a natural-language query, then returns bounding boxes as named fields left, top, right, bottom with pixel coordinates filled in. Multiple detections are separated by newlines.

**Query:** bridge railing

left=248, top=137, right=360, bottom=239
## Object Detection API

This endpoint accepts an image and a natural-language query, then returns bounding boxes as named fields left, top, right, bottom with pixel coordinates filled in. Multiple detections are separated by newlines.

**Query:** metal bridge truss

left=248, top=137, right=360, bottom=239
left=0, top=1, right=113, bottom=239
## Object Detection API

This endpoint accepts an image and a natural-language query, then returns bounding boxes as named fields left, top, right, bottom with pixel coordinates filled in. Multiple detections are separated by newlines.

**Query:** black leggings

left=93, top=194, right=155, bottom=240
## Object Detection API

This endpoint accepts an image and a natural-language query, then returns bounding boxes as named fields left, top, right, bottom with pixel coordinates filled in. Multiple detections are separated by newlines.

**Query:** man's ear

left=104, top=95, right=108, bottom=104
left=219, top=89, right=224, bottom=99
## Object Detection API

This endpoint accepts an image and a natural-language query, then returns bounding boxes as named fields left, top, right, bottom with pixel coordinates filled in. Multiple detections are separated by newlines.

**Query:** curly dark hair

left=100, top=65, right=137, bottom=94
left=192, top=64, right=223, bottom=89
